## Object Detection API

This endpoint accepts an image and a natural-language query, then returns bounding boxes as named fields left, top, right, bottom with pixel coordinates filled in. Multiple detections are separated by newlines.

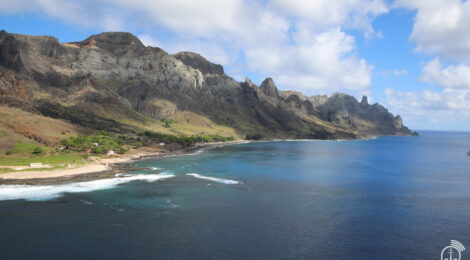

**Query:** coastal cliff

left=0, top=30, right=411, bottom=141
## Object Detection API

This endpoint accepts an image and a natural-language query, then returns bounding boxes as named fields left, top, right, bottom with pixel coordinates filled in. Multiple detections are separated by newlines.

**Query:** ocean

left=0, top=131, right=469, bottom=259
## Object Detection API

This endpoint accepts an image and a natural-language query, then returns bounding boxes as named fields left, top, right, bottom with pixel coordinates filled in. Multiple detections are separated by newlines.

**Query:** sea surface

left=1, top=131, right=470, bottom=259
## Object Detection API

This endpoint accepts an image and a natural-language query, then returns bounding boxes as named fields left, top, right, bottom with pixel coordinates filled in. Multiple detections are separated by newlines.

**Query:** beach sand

left=0, top=163, right=109, bottom=180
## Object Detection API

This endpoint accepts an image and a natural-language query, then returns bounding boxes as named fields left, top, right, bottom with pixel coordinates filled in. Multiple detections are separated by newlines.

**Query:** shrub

left=32, top=147, right=44, bottom=155
left=245, top=133, right=263, bottom=140
left=160, top=119, right=175, bottom=128
left=98, top=130, right=110, bottom=136
left=92, top=146, right=104, bottom=154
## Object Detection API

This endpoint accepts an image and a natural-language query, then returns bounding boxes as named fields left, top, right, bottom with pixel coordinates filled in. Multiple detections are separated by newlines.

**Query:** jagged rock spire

left=361, top=95, right=368, bottom=105
left=260, top=78, right=279, bottom=97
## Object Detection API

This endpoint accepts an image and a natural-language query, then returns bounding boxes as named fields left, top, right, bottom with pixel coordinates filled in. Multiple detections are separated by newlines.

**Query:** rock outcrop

left=0, top=30, right=411, bottom=139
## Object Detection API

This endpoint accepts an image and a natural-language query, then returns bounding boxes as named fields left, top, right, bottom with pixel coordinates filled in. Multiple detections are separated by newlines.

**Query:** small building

left=107, top=150, right=115, bottom=155
left=29, top=163, right=43, bottom=168
left=159, top=143, right=165, bottom=146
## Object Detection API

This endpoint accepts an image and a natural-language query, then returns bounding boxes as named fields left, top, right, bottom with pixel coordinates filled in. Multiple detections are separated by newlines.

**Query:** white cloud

left=379, top=69, right=408, bottom=78
left=384, top=87, right=470, bottom=129
left=245, top=28, right=372, bottom=92
left=421, top=58, right=470, bottom=89
left=0, top=0, right=124, bottom=30
left=388, top=1, right=470, bottom=129
left=270, top=0, right=388, bottom=38
left=0, top=0, right=388, bottom=94
left=394, top=0, right=470, bottom=61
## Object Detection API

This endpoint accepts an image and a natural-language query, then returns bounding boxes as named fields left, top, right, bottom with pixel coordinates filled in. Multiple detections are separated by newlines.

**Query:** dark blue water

left=1, top=131, right=470, bottom=259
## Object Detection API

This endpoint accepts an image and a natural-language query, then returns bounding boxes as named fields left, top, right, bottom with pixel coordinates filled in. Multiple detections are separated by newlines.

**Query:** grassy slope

left=170, top=111, right=240, bottom=137
left=74, top=99, right=241, bottom=138
left=0, top=106, right=90, bottom=151
left=0, top=104, right=240, bottom=171
left=0, top=107, right=89, bottom=171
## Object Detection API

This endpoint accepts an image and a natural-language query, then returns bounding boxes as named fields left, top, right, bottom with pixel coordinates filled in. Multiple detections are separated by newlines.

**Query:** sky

left=0, top=0, right=469, bottom=131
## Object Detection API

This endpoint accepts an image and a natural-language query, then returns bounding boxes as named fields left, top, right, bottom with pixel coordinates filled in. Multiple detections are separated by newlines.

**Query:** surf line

left=185, top=173, right=239, bottom=184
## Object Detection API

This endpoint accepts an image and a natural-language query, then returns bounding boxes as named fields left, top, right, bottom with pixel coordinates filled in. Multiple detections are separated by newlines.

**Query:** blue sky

left=1, top=0, right=469, bottom=131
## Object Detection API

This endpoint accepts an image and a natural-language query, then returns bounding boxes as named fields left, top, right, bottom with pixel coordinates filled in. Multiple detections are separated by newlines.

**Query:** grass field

left=0, top=153, right=84, bottom=166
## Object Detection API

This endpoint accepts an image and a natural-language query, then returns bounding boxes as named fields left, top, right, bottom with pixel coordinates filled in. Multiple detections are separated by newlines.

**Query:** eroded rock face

left=394, top=115, right=403, bottom=129
left=0, top=30, right=411, bottom=139
left=0, top=69, right=32, bottom=103
left=172, top=52, right=224, bottom=75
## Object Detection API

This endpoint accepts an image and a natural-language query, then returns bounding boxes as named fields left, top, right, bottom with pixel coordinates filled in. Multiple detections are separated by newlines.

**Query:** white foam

left=150, top=167, right=162, bottom=170
left=185, top=173, right=238, bottom=184
left=0, top=174, right=174, bottom=201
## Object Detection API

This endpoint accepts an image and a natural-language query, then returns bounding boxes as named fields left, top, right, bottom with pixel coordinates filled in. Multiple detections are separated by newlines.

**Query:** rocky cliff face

left=0, top=30, right=411, bottom=139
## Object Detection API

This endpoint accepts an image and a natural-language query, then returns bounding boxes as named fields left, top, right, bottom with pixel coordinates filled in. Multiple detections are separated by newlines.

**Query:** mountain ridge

left=0, top=30, right=411, bottom=142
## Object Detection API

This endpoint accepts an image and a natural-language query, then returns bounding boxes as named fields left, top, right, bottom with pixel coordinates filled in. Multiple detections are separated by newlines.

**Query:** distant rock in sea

left=411, top=131, right=419, bottom=136
left=467, top=150, right=470, bottom=156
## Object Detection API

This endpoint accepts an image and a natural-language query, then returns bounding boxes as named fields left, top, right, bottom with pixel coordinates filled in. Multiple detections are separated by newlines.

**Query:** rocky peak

left=73, top=32, right=146, bottom=56
left=260, top=78, right=279, bottom=97
left=394, top=115, right=403, bottom=129
left=172, top=52, right=224, bottom=75
left=244, top=77, right=256, bottom=88
left=361, top=95, right=368, bottom=105
left=307, top=95, right=328, bottom=106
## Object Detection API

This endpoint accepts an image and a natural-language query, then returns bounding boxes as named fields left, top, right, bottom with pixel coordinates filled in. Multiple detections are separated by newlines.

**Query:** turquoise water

left=0, top=131, right=470, bottom=259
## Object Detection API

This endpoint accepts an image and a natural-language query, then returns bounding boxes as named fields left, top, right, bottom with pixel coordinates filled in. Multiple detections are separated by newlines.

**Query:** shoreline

left=0, top=140, right=247, bottom=185
left=0, top=136, right=391, bottom=185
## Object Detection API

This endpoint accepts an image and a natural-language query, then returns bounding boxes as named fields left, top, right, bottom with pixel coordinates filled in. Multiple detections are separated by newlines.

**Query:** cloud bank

left=382, top=0, right=470, bottom=129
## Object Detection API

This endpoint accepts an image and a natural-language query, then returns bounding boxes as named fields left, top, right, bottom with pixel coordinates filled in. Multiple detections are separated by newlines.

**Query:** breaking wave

left=0, top=174, right=174, bottom=201
left=185, top=173, right=238, bottom=184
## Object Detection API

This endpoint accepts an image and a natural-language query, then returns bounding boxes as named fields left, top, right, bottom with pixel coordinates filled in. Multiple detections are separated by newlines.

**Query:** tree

left=32, top=147, right=43, bottom=155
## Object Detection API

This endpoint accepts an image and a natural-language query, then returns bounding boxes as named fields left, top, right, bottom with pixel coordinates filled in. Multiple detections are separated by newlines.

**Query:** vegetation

left=245, top=133, right=263, bottom=140
left=0, top=109, right=238, bottom=172
left=32, top=147, right=44, bottom=155
left=140, top=131, right=235, bottom=146
left=0, top=153, right=83, bottom=167
left=59, top=130, right=235, bottom=155
left=4, top=143, right=51, bottom=156
left=160, top=118, right=175, bottom=128
left=60, top=131, right=124, bottom=154
left=0, top=142, right=86, bottom=169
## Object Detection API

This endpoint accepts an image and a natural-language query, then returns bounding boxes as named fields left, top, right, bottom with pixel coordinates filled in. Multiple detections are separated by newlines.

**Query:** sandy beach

left=0, top=141, right=246, bottom=184
left=0, top=163, right=109, bottom=180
